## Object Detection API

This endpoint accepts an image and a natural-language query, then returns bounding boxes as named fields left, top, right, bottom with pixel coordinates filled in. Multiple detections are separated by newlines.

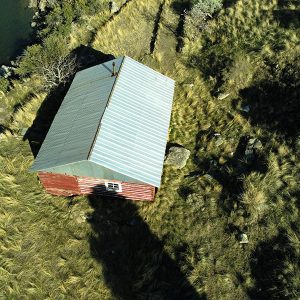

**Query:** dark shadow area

left=0, top=124, right=12, bottom=135
left=87, top=185, right=206, bottom=300
left=248, top=229, right=299, bottom=299
left=189, top=49, right=233, bottom=94
left=24, top=47, right=114, bottom=157
left=150, top=2, right=165, bottom=54
left=273, top=9, right=300, bottom=28
left=10, top=37, right=33, bottom=64
left=23, top=81, right=72, bottom=157
left=165, top=141, right=186, bottom=153
left=72, top=45, right=115, bottom=71
left=239, top=77, right=300, bottom=140
left=278, top=0, right=300, bottom=6
left=13, top=91, right=36, bottom=114
left=172, top=0, right=192, bottom=52
left=223, top=0, right=239, bottom=9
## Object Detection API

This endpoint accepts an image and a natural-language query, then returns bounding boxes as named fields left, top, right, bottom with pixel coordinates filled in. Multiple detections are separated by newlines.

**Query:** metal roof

left=31, top=56, right=175, bottom=187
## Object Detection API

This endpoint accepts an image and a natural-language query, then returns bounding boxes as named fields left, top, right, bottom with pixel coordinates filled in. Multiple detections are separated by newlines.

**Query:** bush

left=192, top=0, right=223, bottom=16
left=184, top=0, right=223, bottom=37
left=16, top=34, right=76, bottom=90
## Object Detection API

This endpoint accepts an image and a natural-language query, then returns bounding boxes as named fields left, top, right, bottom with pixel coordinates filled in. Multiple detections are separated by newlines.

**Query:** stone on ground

left=165, top=146, right=190, bottom=169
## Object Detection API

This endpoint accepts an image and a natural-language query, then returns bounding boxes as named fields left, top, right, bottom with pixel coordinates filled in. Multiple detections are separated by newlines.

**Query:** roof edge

left=86, top=56, right=126, bottom=161
left=89, top=157, right=160, bottom=188
left=29, top=160, right=87, bottom=173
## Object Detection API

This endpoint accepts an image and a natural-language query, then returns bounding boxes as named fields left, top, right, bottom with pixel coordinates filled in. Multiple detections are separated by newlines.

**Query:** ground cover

left=0, top=0, right=300, bottom=299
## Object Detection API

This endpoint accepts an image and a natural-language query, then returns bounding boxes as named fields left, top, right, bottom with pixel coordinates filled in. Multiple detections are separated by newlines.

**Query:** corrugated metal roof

left=31, top=56, right=175, bottom=187
left=31, top=57, right=124, bottom=170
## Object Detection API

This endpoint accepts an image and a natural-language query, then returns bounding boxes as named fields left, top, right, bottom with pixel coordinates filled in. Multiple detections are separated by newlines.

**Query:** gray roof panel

left=31, top=57, right=124, bottom=170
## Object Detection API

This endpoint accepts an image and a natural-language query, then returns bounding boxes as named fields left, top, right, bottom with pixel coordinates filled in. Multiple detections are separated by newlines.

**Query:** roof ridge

left=86, top=56, right=126, bottom=161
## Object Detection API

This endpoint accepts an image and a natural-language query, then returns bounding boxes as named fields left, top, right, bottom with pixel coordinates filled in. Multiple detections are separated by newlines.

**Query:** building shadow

left=247, top=229, right=298, bottom=299
left=23, top=47, right=115, bottom=157
left=87, top=185, right=205, bottom=300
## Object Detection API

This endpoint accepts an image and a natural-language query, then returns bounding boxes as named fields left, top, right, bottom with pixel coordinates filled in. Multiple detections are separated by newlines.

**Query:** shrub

left=184, top=0, right=223, bottom=38
left=192, top=0, right=223, bottom=16
left=16, top=35, right=76, bottom=90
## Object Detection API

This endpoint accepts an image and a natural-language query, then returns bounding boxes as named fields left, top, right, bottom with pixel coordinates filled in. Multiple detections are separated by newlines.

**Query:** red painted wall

left=38, top=172, right=156, bottom=201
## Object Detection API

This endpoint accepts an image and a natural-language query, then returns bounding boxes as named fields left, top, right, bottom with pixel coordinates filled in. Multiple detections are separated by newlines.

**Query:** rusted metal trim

left=87, top=56, right=126, bottom=161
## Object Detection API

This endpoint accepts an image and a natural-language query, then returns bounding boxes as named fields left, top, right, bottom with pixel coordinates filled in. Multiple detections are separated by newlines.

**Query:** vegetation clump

left=0, top=0, right=300, bottom=299
left=17, top=35, right=76, bottom=90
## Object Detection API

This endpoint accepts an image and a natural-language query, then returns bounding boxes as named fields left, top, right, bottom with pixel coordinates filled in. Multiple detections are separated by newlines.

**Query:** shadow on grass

left=150, top=1, right=165, bottom=54
left=87, top=185, right=205, bottom=300
left=273, top=9, right=300, bottom=28
left=239, top=70, right=300, bottom=140
left=223, top=0, right=239, bottom=8
left=88, top=0, right=133, bottom=46
left=248, top=229, right=298, bottom=299
left=24, top=46, right=114, bottom=157
left=172, top=0, right=192, bottom=52
left=278, top=0, right=300, bottom=6
left=192, top=135, right=267, bottom=213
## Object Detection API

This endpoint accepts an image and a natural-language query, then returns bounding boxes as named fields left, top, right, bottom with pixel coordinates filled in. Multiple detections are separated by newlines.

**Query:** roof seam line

left=87, top=56, right=126, bottom=161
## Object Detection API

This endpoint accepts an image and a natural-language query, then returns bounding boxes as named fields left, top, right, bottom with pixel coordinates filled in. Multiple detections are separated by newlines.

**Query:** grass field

left=1, top=0, right=300, bottom=299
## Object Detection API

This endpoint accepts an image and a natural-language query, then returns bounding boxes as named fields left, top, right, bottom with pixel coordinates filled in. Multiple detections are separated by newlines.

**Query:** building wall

left=38, top=172, right=156, bottom=201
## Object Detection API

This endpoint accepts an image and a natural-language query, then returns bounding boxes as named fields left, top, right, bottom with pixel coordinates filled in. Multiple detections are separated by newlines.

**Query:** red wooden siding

left=38, top=172, right=155, bottom=201
left=38, top=172, right=80, bottom=196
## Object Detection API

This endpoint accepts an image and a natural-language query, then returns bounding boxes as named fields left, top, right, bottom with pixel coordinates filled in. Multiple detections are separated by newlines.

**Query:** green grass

left=1, top=0, right=300, bottom=299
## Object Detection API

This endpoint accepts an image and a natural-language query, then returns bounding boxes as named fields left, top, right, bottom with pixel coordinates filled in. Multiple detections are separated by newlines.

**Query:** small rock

left=183, top=83, right=194, bottom=88
left=31, top=22, right=37, bottom=27
left=239, top=233, right=249, bottom=244
left=244, top=147, right=255, bottom=163
left=217, top=93, right=230, bottom=100
left=165, top=146, right=190, bottom=169
left=240, top=105, right=250, bottom=113
left=109, top=1, right=119, bottom=13
left=0, top=65, right=13, bottom=78
left=244, top=138, right=263, bottom=163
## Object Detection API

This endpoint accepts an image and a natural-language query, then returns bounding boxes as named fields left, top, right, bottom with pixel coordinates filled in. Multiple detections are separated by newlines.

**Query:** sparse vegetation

left=0, top=0, right=300, bottom=299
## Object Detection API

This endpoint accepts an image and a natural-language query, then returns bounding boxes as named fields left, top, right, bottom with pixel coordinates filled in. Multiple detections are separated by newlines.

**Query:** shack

left=30, top=56, right=175, bottom=201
